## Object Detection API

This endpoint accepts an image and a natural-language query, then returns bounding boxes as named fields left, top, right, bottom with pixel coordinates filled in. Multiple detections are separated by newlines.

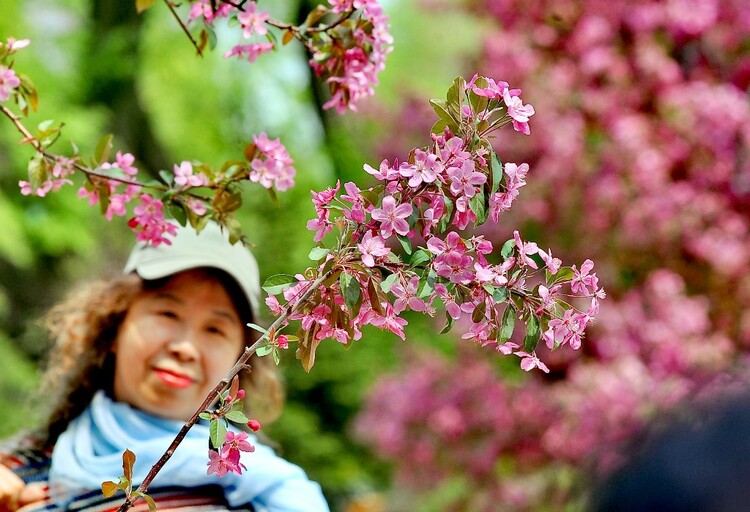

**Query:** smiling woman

left=0, top=222, right=330, bottom=512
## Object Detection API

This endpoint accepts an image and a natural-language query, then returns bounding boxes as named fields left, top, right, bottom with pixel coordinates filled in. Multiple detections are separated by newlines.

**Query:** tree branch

left=163, top=0, right=203, bottom=57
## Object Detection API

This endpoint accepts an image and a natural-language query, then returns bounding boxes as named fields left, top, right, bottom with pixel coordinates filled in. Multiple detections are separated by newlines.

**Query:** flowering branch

left=140, top=0, right=393, bottom=114
left=0, top=38, right=297, bottom=245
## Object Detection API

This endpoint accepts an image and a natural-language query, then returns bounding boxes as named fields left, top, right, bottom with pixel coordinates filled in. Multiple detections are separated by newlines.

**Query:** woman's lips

left=153, top=368, right=194, bottom=389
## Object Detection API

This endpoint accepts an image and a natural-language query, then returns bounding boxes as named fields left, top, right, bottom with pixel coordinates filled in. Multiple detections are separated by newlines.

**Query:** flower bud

left=277, top=334, right=289, bottom=349
left=247, top=419, right=261, bottom=432
left=236, top=389, right=246, bottom=400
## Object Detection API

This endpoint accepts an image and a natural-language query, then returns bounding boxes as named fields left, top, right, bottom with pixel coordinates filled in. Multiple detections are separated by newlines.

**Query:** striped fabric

left=1, top=447, right=255, bottom=512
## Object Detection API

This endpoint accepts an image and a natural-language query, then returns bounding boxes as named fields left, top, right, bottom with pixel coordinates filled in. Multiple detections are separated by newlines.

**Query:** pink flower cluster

left=18, top=156, right=76, bottom=197
left=309, top=0, right=393, bottom=113
left=0, top=66, right=20, bottom=102
left=267, top=77, right=602, bottom=373
left=0, top=38, right=29, bottom=102
left=248, top=133, right=296, bottom=191
left=206, top=431, right=255, bottom=477
left=185, top=1, right=392, bottom=112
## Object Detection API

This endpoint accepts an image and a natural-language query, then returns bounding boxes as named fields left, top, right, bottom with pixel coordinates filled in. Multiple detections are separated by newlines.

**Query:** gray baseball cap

left=123, top=222, right=261, bottom=318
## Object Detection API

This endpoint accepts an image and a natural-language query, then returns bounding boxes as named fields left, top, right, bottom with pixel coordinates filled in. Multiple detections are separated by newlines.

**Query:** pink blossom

left=237, top=3, right=269, bottom=37
left=358, top=230, right=391, bottom=267
left=503, top=88, right=535, bottom=135
left=364, top=159, right=401, bottom=181
left=184, top=198, right=206, bottom=216
left=173, top=161, right=208, bottom=188
left=224, top=43, right=274, bottom=63
left=366, top=306, right=408, bottom=340
left=265, top=295, right=284, bottom=315
left=371, top=196, right=413, bottom=239
left=188, top=0, right=234, bottom=22
left=467, top=73, right=510, bottom=99
left=128, top=194, right=178, bottom=246
left=515, top=351, right=549, bottom=373
left=399, top=150, right=441, bottom=188
left=496, top=341, right=519, bottom=355
left=4, top=38, right=30, bottom=51
left=249, top=134, right=295, bottom=190
left=341, top=181, right=367, bottom=222
left=114, top=151, right=138, bottom=176
left=207, top=449, right=244, bottom=477
left=461, top=321, right=492, bottom=344
left=447, top=159, right=486, bottom=199
left=433, top=251, right=474, bottom=284
left=434, top=283, right=473, bottom=320
left=391, top=276, right=427, bottom=314
left=571, top=259, right=598, bottom=295
left=221, top=431, right=255, bottom=456
left=0, top=67, right=21, bottom=102
left=538, top=248, right=562, bottom=274
left=513, top=231, right=539, bottom=269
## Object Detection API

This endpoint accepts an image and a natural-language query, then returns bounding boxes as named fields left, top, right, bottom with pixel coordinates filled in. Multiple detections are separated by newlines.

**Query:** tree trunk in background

left=83, top=0, right=170, bottom=175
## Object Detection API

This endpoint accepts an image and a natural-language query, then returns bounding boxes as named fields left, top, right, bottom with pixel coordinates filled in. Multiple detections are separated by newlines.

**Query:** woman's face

left=113, top=269, right=245, bottom=420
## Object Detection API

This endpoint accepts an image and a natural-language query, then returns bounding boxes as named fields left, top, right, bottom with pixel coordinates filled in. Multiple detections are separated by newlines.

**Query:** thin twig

left=0, top=105, right=168, bottom=189
left=116, top=269, right=333, bottom=512
left=163, top=0, right=203, bottom=57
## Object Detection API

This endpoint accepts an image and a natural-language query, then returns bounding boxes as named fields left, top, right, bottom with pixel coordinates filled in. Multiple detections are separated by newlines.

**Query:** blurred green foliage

left=0, top=0, right=483, bottom=508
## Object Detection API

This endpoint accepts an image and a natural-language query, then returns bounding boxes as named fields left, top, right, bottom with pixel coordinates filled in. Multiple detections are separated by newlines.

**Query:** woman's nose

left=166, top=333, right=200, bottom=361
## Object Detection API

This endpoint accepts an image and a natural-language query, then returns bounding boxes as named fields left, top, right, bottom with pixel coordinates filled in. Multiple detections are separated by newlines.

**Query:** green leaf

left=547, top=266, right=575, bottom=285
left=499, top=305, right=516, bottom=342
left=272, top=349, right=280, bottom=365
left=492, top=286, right=508, bottom=303
left=380, top=273, right=398, bottom=293
left=135, top=0, right=157, bottom=13
left=471, top=300, right=487, bottom=323
left=491, top=151, right=504, bottom=195
left=437, top=195, right=454, bottom=233
left=501, top=239, right=516, bottom=260
left=469, top=192, right=488, bottom=227
left=308, top=246, right=330, bottom=261
left=262, top=274, right=298, bottom=295
left=142, top=493, right=157, bottom=512
left=417, top=269, right=437, bottom=299
left=256, top=345, right=273, bottom=356
left=340, top=272, right=361, bottom=314
left=209, top=419, right=227, bottom=450
left=440, top=314, right=455, bottom=334
left=397, top=234, right=412, bottom=255
left=101, top=481, right=119, bottom=498
left=27, top=156, right=47, bottom=191
left=225, top=410, right=249, bottom=424
left=168, top=203, right=187, bottom=226
left=447, top=76, right=466, bottom=110
left=409, top=249, right=432, bottom=268
left=94, top=134, right=114, bottom=165
left=246, top=322, right=268, bottom=334
left=205, top=24, right=218, bottom=50
left=523, top=312, right=541, bottom=353
left=199, top=412, right=212, bottom=421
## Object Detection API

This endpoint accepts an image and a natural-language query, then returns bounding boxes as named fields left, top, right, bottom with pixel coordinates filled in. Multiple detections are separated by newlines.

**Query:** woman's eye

left=157, top=310, right=178, bottom=319
left=207, top=326, right=226, bottom=337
